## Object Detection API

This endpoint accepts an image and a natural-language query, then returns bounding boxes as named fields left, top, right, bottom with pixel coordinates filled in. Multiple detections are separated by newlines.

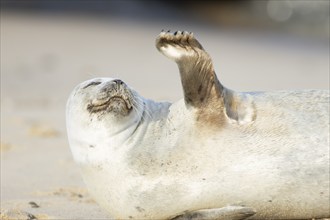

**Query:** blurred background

left=1, top=0, right=329, bottom=101
left=1, top=1, right=329, bottom=219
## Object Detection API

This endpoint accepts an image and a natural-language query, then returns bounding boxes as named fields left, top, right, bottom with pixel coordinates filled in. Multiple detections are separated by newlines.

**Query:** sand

left=1, top=12, right=329, bottom=219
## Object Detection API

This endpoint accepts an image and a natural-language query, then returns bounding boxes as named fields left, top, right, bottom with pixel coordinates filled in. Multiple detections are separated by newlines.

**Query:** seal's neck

left=141, top=98, right=171, bottom=121
left=120, top=98, right=171, bottom=145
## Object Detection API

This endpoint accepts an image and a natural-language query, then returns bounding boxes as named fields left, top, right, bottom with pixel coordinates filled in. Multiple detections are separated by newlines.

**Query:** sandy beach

left=1, top=11, right=329, bottom=219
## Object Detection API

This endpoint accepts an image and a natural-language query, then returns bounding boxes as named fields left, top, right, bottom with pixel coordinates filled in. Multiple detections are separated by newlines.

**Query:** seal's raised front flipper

left=156, top=30, right=223, bottom=109
left=156, top=31, right=256, bottom=125
left=171, top=206, right=256, bottom=220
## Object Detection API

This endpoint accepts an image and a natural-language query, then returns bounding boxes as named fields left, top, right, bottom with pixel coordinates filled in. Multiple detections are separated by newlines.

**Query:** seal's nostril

left=113, top=79, right=124, bottom=85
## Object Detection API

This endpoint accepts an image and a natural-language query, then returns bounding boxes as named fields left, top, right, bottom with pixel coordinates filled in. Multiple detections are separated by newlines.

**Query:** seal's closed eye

left=83, top=81, right=101, bottom=89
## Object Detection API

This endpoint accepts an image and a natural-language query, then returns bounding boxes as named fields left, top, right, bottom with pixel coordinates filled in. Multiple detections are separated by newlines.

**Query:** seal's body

left=66, top=31, right=329, bottom=219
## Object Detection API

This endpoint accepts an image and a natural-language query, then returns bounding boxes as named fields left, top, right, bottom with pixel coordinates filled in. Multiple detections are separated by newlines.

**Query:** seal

left=66, top=31, right=330, bottom=219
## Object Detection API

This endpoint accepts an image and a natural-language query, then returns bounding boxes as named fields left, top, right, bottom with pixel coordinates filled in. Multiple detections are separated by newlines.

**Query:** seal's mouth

left=87, top=95, right=133, bottom=114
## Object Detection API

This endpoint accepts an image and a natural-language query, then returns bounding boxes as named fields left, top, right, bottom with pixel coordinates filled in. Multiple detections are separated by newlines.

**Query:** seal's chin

left=87, top=95, right=133, bottom=116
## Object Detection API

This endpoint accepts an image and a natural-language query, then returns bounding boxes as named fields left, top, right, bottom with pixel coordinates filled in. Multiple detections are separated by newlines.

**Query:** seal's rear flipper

left=171, top=206, right=256, bottom=220
left=156, top=30, right=223, bottom=109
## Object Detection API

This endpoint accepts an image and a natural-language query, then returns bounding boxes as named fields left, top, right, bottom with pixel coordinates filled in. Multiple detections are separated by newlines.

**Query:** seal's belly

left=79, top=149, right=329, bottom=219
left=79, top=164, right=190, bottom=219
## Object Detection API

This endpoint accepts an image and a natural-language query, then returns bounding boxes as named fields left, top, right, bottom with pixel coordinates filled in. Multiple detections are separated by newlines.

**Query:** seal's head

left=82, top=78, right=134, bottom=117
left=66, top=78, right=144, bottom=159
